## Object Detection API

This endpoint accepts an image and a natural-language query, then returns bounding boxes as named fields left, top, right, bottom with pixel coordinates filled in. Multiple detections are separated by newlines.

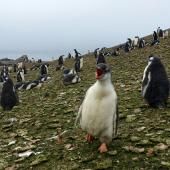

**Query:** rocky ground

left=0, top=37, right=170, bottom=170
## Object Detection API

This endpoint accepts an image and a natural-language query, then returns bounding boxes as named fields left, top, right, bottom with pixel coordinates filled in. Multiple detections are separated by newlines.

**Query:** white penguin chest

left=81, top=82, right=117, bottom=135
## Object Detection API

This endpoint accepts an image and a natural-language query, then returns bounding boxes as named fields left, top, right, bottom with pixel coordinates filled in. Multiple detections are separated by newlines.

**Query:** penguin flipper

left=113, top=103, right=119, bottom=138
left=75, top=104, right=83, bottom=127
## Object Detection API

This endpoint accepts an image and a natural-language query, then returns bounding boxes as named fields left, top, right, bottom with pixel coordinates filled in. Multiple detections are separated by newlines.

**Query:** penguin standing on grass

left=76, top=63, right=118, bottom=153
left=142, top=55, right=169, bottom=108
left=96, top=52, right=106, bottom=64
left=40, top=64, right=48, bottom=76
left=17, top=68, right=25, bottom=82
left=0, top=78, right=19, bottom=110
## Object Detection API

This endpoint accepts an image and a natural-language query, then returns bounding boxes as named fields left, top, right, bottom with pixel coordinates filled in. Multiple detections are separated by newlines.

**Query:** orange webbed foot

left=86, top=134, right=94, bottom=143
left=98, top=143, right=108, bottom=153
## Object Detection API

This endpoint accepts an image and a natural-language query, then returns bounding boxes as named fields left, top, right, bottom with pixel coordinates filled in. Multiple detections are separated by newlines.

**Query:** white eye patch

left=149, top=57, right=154, bottom=62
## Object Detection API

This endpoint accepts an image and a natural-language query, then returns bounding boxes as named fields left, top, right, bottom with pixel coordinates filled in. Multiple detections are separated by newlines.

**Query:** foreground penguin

left=0, top=78, right=19, bottom=110
left=142, top=55, right=169, bottom=108
left=76, top=63, right=118, bottom=153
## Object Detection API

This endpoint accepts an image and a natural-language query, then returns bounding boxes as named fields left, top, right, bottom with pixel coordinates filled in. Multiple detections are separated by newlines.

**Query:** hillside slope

left=0, top=37, right=170, bottom=170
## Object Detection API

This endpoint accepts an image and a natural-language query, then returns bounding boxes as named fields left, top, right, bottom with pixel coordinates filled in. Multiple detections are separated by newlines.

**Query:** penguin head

left=96, top=63, right=111, bottom=80
left=148, top=55, right=161, bottom=65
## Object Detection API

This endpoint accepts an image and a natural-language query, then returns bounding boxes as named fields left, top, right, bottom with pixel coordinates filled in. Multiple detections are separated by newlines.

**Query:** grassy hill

left=0, top=35, right=170, bottom=170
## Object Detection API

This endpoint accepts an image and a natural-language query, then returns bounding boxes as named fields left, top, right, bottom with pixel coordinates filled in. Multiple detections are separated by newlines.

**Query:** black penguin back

left=0, top=78, right=19, bottom=110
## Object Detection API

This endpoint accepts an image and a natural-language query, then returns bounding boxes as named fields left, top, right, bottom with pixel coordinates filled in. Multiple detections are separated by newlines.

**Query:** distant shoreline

left=0, top=51, right=61, bottom=61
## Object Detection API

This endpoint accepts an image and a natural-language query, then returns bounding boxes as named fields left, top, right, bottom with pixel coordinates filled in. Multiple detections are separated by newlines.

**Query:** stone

left=96, top=159, right=112, bottom=169
left=126, top=115, right=136, bottom=123
left=134, top=108, right=141, bottom=113
left=30, top=155, right=48, bottom=166
left=107, top=150, right=117, bottom=156
left=130, top=136, right=141, bottom=142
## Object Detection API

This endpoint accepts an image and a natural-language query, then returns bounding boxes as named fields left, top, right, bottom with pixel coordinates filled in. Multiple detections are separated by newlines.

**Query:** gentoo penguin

left=63, top=74, right=81, bottom=85
left=74, top=49, right=81, bottom=60
left=63, top=68, right=76, bottom=77
left=40, top=64, right=48, bottom=76
left=76, top=63, right=118, bottom=153
left=15, top=80, right=43, bottom=90
left=68, top=53, right=72, bottom=59
left=37, top=74, right=51, bottom=82
left=63, top=68, right=80, bottom=85
left=75, top=57, right=81, bottom=72
left=151, top=31, right=159, bottom=46
left=142, top=55, right=169, bottom=108
left=17, top=68, right=25, bottom=82
left=0, top=78, right=19, bottom=111
left=1, top=65, right=9, bottom=82
left=25, top=80, right=43, bottom=90
left=58, top=55, right=64, bottom=66
left=96, top=52, right=106, bottom=64
left=13, top=64, right=17, bottom=72
left=139, top=38, right=145, bottom=48
left=80, top=56, right=83, bottom=70
left=124, top=41, right=130, bottom=52
left=94, top=48, right=100, bottom=58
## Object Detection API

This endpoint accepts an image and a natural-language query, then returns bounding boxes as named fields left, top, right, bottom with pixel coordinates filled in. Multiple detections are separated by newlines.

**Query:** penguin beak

left=96, top=68, right=103, bottom=79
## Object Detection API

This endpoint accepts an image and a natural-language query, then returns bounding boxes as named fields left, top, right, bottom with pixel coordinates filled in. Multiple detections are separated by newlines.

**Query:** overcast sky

left=0, top=0, right=170, bottom=59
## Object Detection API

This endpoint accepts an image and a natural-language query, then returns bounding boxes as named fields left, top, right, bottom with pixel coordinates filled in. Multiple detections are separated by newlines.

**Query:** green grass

left=0, top=36, right=170, bottom=170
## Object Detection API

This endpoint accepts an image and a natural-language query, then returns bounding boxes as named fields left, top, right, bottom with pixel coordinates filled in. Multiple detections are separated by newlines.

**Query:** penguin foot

left=98, top=143, right=108, bottom=153
left=86, top=134, right=94, bottom=143
left=56, top=135, right=62, bottom=144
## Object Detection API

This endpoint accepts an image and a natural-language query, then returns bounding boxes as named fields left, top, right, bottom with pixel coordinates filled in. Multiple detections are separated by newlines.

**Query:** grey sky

left=0, top=0, right=170, bottom=59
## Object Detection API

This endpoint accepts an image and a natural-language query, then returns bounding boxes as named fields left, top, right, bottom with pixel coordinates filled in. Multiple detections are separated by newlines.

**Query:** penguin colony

left=0, top=28, right=169, bottom=154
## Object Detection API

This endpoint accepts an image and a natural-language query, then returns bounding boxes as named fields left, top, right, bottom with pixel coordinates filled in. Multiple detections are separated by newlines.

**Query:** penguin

left=94, top=48, right=100, bottom=58
left=15, top=82, right=25, bottom=90
left=80, top=56, right=83, bottom=70
left=63, top=68, right=76, bottom=77
left=74, top=49, right=81, bottom=60
left=124, top=41, right=130, bottom=52
left=37, top=74, right=51, bottom=82
left=151, top=31, right=159, bottom=46
left=158, top=29, right=163, bottom=37
left=76, top=63, right=118, bottom=153
left=63, top=68, right=80, bottom=85
left=58, top=55, right=64, bottom=66
left=25, top=80, right=43, bottom=90
left=40, top=64, right=48, bottom=76
left=1, top=65, right=9, bottom=82
left=0, top=78, right=19, bottom=111
left=142, top=55, right=169, bottom=108
left=68, top=53, right=72, bottom=59
left=127, top=38, right=133, bottom=49
left=63, top=74, right=81, bottom=85
left=17, top=68, right=25, bottom=82
left=15, top=80, right=43, bottom=90
left=74, top=57, right=81, bottom=72
left=139, top=38, right=145, bottom=48
left=13, top=64, right=17, bottom=72
left=96, top=52, right=106, bottom=64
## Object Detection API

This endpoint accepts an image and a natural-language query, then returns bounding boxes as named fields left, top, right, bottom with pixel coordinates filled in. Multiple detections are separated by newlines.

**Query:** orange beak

left=96, top=69, right=103, bottom=79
